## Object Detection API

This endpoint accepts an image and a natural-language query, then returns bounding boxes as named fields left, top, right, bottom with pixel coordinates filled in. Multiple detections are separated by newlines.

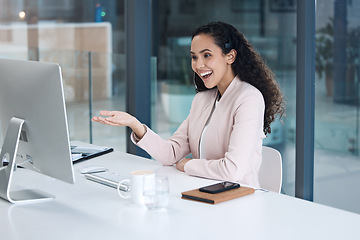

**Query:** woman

left=92, top=22, right=285, bottom=188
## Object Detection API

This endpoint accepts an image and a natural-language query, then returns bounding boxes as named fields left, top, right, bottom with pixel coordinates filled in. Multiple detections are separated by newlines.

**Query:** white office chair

left=258, top=146, right=282, bottom=193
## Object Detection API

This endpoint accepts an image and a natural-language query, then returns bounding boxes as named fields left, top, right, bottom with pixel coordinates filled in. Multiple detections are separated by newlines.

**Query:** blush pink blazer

left=133, top=76, right=265, bottom=188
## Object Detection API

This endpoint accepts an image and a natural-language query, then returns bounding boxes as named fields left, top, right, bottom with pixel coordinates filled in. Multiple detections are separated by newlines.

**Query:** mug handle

left=118, top=179, right=130, bottom=198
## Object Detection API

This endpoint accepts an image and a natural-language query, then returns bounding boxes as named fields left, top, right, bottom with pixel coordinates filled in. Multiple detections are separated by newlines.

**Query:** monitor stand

left=0, top=117, right=54, bottom=204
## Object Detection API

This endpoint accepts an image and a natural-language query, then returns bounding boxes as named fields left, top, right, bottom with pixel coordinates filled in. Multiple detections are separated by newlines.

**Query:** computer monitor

left=0, top=58, right=75, bottom=203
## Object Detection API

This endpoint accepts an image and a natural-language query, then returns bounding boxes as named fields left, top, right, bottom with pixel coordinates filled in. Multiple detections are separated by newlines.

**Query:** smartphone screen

left=199, top=181, right=240, bottom=194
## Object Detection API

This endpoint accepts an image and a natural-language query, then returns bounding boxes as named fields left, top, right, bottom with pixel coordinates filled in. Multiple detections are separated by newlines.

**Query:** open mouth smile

left=199, top=70, right=213, bottom=79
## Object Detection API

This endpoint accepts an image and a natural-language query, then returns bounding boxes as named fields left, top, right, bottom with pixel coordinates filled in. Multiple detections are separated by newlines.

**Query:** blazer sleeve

left=131, top=117, right=191, bottom=166
left=183, top=89, right=265, bottom=186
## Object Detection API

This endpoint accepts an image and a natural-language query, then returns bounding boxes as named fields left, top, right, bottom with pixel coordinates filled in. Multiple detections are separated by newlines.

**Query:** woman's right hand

left=92, top=110, right=135, bottom=127
left=92, top=110, right=146, bottom=139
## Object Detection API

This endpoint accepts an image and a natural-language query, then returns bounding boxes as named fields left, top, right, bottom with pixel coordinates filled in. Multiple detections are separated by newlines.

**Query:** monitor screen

left=0, top=58, right=75, bottom=203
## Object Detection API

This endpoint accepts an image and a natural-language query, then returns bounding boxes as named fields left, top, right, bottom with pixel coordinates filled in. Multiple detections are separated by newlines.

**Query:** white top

left=199, top=99, right=218, bottom=159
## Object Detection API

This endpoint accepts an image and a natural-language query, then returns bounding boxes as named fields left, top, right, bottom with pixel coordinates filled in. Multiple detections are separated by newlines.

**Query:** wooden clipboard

left=181, top=186, right=255, bottom=204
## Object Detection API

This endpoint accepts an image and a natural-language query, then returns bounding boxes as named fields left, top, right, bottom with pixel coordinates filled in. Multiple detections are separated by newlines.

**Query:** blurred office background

left=0, top=0, right=359, bottom=214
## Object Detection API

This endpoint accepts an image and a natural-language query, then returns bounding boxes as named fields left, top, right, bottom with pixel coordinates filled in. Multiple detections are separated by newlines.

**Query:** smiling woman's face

left=190, top=34, right=236, bottom=95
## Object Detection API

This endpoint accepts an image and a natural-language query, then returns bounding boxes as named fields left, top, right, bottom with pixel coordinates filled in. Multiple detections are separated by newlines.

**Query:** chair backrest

left=258, top=146, right=282, bottom=193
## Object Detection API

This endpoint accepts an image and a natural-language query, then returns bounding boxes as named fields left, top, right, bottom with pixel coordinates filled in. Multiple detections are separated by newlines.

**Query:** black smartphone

left=199, top=181, right=240, bottom=194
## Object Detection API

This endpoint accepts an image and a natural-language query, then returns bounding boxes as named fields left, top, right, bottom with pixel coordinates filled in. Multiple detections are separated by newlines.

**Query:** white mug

left=118, top=170, right=155, bottom=206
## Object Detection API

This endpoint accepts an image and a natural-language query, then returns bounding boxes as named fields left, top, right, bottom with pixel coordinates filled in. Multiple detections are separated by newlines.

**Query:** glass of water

left=143, top=175, right=169, bottom=210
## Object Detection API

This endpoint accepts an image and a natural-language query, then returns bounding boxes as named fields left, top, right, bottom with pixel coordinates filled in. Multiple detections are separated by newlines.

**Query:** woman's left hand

left=176, top=158, right=192, bottom=172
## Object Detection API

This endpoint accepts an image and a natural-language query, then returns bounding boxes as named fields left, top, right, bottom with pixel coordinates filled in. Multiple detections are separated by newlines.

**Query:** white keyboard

left=85, top=171, right=130, bottom=192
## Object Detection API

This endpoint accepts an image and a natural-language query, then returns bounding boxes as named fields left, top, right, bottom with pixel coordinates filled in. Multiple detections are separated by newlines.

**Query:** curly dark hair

left=191, top=21, right=285, bottom=135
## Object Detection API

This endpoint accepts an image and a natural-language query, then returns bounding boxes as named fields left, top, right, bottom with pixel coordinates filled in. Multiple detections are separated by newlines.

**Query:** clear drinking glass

left=143, top=175, right=169, bottom=210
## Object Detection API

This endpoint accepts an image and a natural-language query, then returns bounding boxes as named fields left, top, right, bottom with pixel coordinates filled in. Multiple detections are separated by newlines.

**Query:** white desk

left=1, top=150, right=360, bottom=240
